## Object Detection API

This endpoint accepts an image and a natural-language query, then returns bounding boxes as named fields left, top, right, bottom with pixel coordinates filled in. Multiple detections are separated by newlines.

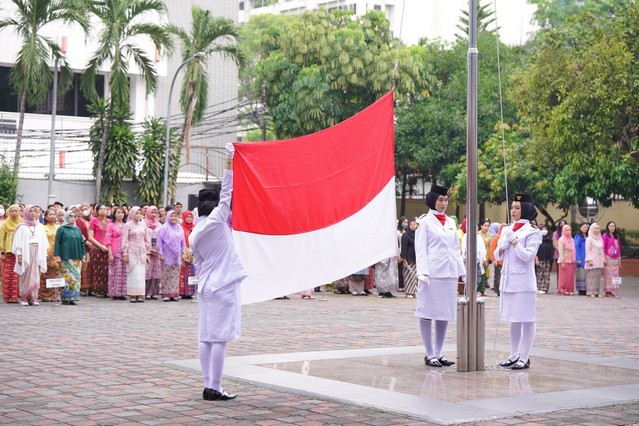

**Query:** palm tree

left=81, top=0, right=172, bottom=202
left=0, top=0, right=89, bottom=176
left=168, top=6, right=244, bottom=162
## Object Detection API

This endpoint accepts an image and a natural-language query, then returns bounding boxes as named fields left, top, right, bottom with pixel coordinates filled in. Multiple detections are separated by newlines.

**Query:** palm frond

left=124, top=43, right=157, bottom=95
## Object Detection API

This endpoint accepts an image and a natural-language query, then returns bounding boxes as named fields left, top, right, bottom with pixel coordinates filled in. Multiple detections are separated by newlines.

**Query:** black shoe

left=386, top=292, right=396, bottom=298
left=204, top=388, right=236, bottom=401
left=424, top=356, right=443, bottom=367
left=438, top=356, right=455, bottom=366
left=364, top=289, right=371, bottom=295
left=511, top=359, right=530, bottom=370
left=498, top=356, right=519, bottom=367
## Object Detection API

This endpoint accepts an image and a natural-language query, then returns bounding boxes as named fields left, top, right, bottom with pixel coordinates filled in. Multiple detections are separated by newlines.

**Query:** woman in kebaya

left=157, top=209, right=186, bottom=302
left=13, top=205, right=48, bottom=306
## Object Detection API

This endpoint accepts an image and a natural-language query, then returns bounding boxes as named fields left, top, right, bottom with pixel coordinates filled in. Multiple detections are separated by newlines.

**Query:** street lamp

left=48, top=36, right=67, bottom=207
left=163, top=51, right=205, bottom=207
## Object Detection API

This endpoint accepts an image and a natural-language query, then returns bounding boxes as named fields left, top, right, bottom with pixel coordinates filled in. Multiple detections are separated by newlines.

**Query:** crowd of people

left=0, top=200, right=198, bottom=305
left=331, top=211, right=624, bottom=303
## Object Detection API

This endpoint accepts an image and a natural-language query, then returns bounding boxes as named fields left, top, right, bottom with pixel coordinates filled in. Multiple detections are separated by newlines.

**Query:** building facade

left=0, top=0, right=238, bottom=205
left=239, top=0, right=538, bottom=46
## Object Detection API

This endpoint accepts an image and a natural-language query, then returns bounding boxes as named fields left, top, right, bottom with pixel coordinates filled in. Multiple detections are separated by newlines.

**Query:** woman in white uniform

left=494, top=193, right=542, bottom=370
left=190, top=143, right=247, bottom=401
left=415, top=185, right=466, bottom=367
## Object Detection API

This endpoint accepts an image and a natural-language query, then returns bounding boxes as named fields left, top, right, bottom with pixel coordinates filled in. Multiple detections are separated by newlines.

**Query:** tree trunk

left=400, top=172, right=407, bottom=217
left=95, top=100, right=113, bottom=203
left=13, top=89, right=27, bottom=176
left=182, top=80, right=196, bottom=162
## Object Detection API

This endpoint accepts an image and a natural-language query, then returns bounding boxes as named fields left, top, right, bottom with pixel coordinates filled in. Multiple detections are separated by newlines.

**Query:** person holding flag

left=190, top=142, right=247, bottom=401
left=494, top=193, right=542, bottom=370
left=415, top=185, right=466, bottom=367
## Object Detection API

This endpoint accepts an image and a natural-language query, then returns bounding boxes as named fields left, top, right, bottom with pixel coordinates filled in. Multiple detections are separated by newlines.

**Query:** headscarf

left=181, top=210, right=195, bottom=244
left=2, top=204, right=22, bottom=233
left=20, top=204, right=38, bottom=227
left=145, top=206, right=159, bottom=229
left=62, top=210, right=77, bottom=228
left=588, top=222, right=603, bottom=247
left=558, top=224, right=576, bottom=261
left=158, top=209, right=183, bottom=256
left=128, top=206, right=141, bottom=222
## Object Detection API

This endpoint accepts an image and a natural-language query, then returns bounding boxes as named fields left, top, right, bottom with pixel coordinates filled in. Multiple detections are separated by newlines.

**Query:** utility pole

left=261, top=83, right=267, bottom=141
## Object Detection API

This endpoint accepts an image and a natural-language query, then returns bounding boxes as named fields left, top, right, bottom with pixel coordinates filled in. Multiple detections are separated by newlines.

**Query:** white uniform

left=190, top=170, right=248, bottom=342
left=414, top=210, right=466, bottom=320
left=494, top=220, right=542, bottom=322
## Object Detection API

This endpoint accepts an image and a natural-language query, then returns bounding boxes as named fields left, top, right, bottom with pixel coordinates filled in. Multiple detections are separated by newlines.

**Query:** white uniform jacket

left=493, top=220, right=542, bottom=292
left=190, top=170, right=248, bottom=294
left=415, top=210, right=466, bottom=280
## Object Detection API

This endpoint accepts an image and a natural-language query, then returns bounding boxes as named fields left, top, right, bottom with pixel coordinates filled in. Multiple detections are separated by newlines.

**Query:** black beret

left=430, top=185, right=449, bottom=196
left=513, top=193, right=533, bottom=203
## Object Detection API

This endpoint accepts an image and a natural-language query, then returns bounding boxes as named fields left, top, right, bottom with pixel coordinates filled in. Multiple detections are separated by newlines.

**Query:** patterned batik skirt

left=161, top=265, right=180, bottom=298
left=108, top=255, right=127, bottom=297
left=535, top=260, right=551, bottom=293
left=39, top=254, right=61, bottom=301
left=90, top=246, right=109, bottom=296
left=2, top=253, right=19, bottom=302
left=179, top=262, right=196, bottom=297
left=61, top=259, right=82, bottom=302
left=402, top=262, right=418, bottom=296
left=603, top=257, right=620, bottom=294
left=575, top=267, right=587, bottom=294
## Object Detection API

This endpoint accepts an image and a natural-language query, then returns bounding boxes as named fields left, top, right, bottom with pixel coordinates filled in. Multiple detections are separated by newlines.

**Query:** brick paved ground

left=1, top=275, right=639, bottom=425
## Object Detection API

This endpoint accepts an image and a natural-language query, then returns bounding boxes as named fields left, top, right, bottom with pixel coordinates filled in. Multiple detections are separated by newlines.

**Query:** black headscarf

left=425, top=185, right=449, bottom=210
left=513, top=193, right=538, bottom=222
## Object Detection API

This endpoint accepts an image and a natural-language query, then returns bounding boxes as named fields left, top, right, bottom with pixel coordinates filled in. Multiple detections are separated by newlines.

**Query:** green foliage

left=0, top=155, right=18, bottom=206
left=136, top=118, right=181, bottom=206
left=169, top=6, right=243, bottom=126
left=455, top=0, right=498, bottom=40
left=252, top=9, right=432, bottom=138
left=0, top=0, right=88, bottom=105
left=395, top=32, right=528, bottom=188
left=528, top=0, right=626, bottom=31
left=168, top=6, right=243, bottom=160
left=512, top=3, right=639, bottom=207
left=81, top=0, right=173, bottom=106
left=87, top=99, right=137, bottom=203
left=243, top=128, right=276, bottom=141
left=81, top=0, right=172, bottom=201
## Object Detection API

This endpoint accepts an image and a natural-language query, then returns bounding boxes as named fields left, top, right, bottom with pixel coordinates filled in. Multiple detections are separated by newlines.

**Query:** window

left=0, top=66, right=104, bottom=117
left=374, top=5, right=381, bottom=11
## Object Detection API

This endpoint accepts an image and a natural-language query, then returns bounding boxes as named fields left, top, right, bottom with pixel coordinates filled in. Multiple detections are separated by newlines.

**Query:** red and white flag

left=233, top=92, right=397, bottom=304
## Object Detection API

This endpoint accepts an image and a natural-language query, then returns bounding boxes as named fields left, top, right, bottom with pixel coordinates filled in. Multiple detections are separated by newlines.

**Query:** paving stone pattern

left=1, top=275, right=639, bottom=425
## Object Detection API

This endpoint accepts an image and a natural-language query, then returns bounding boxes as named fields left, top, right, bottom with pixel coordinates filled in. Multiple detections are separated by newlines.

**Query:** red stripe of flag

left=233, top=91, right=395, bottom=235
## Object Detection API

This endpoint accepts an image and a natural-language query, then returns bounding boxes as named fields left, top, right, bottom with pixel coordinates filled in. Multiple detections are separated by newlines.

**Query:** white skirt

left=198, top=281, right=241, bottom=342
left=500, top=291, right=536, bottom=322
left=127, top=264, right=145, bottom=296
left=415, top=277, right=457, bottom=321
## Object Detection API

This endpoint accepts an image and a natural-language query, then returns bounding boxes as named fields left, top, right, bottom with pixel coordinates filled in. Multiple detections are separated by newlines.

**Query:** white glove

left=508, top=233, right=518, bottom=245
left=498, top=229, right=512, bottom=250
left=225, top=142, right=235, bottom=160
left=418, top=275, right=430, bottom=286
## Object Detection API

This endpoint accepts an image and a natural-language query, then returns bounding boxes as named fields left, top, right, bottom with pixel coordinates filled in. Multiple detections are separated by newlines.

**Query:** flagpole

left=458, top=0, right=485, bottom=372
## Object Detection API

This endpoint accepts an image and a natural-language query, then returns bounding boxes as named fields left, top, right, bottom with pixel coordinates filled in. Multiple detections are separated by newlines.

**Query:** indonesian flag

left=233, top=92, right=397, bottom=305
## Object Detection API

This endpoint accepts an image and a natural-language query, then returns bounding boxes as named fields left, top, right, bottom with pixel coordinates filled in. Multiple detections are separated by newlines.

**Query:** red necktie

left=434, top=213, right=446, bottom=226
left=512, top=222, right=524, bottom=232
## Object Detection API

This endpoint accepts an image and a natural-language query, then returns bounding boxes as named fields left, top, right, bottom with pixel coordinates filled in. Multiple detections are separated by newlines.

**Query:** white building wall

left=1, top=0, right=236, bottom=205
left=155, top=0, right=240, bottom=181
left=240, top=0, right=538, bottom=46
